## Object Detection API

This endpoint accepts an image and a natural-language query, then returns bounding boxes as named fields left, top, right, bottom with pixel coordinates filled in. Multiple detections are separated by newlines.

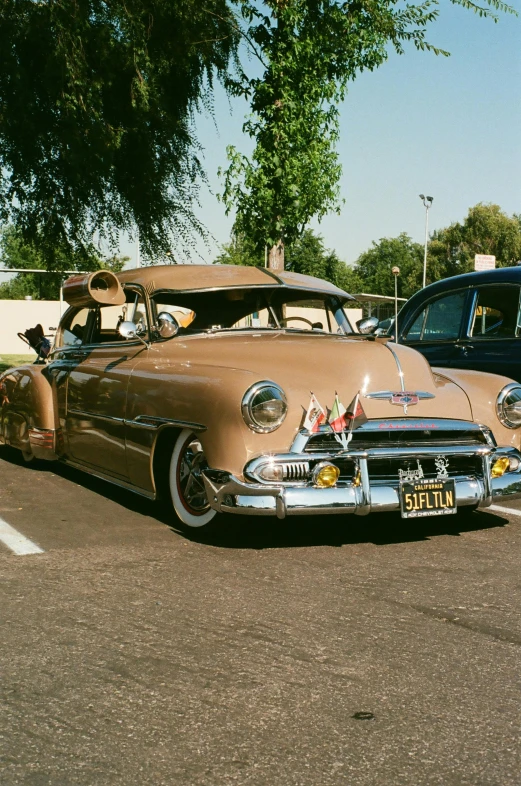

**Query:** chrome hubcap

left=178, top=438, right=210, bottom=514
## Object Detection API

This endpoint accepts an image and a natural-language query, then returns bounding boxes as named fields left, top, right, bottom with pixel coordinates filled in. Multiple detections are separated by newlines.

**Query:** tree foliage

left=221, top=0, right=515, bottom=266
left=428, top=203, right=521, bottom=279
left=0, top=1, right=238, bottom=264
left=0, top=226, right=128, bottom=300
left=349, top=233, right=424, bottom=300
left=350, top=204, right=521, bottom=299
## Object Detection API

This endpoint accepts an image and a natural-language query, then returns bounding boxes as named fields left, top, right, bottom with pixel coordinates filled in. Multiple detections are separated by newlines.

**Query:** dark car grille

left=365, top=455, right=482, bottom=483
left=328, top=455, right=482, bottom=484
left=304, top=428, right=488, bottom=453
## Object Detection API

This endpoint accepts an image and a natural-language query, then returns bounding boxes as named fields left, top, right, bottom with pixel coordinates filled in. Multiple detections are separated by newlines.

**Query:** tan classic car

left=2, top=264, right=521, bottom=529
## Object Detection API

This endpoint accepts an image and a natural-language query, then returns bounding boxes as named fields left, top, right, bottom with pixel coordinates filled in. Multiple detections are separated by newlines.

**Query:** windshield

left=152, top=288, right=353, bottom=335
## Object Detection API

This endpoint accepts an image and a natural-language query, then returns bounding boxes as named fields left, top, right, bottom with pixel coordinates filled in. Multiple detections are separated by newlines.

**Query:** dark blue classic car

left=392, top=268, right=521, bottom=382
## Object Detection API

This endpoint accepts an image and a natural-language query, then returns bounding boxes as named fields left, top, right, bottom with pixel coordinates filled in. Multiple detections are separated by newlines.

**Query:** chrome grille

left=282, top=461, right=310, bottom=481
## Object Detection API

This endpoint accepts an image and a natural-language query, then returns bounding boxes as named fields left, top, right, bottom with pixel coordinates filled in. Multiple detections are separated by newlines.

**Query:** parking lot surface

left=1, top=445, right=521, bottom=786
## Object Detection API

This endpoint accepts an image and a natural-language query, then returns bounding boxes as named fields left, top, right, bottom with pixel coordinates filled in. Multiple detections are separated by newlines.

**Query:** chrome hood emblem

left=364, top=390, right=435, bottom=415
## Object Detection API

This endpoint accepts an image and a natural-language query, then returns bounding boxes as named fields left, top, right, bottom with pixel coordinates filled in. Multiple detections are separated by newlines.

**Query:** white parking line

left=0, top=516, right=44, bottom=555
left=489, top=505, right=521, bottom=517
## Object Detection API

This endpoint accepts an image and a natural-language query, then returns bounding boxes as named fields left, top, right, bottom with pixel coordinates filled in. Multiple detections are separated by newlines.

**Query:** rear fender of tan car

left=0, top=365, right=60, bottom=459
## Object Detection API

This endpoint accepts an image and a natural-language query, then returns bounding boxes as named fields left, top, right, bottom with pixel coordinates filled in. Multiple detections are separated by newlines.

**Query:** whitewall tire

left=169, top=429, right=217, bottom=528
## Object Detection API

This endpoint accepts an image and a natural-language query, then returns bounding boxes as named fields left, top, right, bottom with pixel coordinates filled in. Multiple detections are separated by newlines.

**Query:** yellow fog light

left=491, top=456, right=510, bottom=478
left=313, top=463, right=340, bottom=488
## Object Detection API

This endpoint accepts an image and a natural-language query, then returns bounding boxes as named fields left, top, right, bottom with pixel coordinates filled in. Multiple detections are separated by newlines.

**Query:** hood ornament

left=365, top=390, right=435, bottom=415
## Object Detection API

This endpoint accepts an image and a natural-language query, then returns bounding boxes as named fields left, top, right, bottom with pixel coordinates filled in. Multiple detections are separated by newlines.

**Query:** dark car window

left=469, top=285, right=521, bottom=339
left=405, top=291, right=466, bottom=341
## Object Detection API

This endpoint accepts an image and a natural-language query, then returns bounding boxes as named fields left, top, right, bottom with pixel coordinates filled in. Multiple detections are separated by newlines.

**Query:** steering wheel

left=279, top=316, right=314, bottom=329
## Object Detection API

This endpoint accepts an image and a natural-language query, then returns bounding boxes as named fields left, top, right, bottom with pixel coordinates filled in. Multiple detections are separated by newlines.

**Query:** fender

left=433, top=367, right=521, bottom=451
left=0, top=365, right=61, bottom=459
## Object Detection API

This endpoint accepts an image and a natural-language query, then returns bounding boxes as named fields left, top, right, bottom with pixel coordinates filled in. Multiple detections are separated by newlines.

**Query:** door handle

left=456, top=344, right=474, bottom=355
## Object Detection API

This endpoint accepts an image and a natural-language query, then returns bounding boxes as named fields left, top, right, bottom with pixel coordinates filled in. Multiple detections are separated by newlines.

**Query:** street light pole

left=419, top=194, right=433, bottom=288
left=392, top=266, right=400, bottom=340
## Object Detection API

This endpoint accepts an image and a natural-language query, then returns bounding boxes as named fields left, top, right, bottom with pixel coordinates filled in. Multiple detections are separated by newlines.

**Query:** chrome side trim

left=68, top=409, right=125, bottom=424
left=384, top=342, right=406, bottom=391
left=67, top=409, right=206, bottom=432
left=128, top=415, right=206, bottom=432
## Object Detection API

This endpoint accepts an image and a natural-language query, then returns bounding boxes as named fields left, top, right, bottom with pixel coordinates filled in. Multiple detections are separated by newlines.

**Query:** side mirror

left=157, top=312, right=180, bottom=338
left=118, top=320, right=150, bottom=349
left=356, top=316, right=379, bottom=335
left=118, top=320, right=138, bottom=340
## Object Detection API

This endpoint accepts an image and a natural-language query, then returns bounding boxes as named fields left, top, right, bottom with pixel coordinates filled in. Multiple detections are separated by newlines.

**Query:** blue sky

left=165, top=0, right=520, bottom=268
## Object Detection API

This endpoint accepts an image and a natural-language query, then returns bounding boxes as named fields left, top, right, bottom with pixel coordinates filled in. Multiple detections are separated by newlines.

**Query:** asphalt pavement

left=1, top=445, right=520, bottom=786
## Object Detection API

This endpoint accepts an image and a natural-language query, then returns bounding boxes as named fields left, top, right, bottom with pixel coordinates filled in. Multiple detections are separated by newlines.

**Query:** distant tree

left=0, top=1, right=238, bottom=265
left=350, top=234, right=424, bottom=299
left=284, top=230, right=358, bottom=293
left=428, top=203, right=521, bottom=278
left=0, top=226, right=128, bottom=300
left=213, top=233, right=262, bottom=267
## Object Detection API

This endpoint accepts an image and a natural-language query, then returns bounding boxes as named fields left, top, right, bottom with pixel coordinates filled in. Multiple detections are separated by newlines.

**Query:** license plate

left=400, top=478, right=457, bottom=518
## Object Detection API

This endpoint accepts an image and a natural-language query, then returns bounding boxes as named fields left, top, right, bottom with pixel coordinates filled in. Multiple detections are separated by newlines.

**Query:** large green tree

left=221, top=0, right=515, bottom=270
left=0, top=1, right=238, bottom=265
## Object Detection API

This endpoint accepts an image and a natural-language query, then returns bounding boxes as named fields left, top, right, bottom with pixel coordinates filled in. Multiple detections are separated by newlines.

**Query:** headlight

left=496, top=383, right=521, bottom=428
left=241, top=381, right=288, bottom=433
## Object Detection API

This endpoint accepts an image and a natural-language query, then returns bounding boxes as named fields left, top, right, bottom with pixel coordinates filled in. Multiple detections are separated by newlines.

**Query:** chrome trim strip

left=67, top=410, right=206, bottom=432
left=128, top=415, right=206, bottom=432
left=67, top=409, right=125, bottom=424
left=384, top=342, right=406, bottom=392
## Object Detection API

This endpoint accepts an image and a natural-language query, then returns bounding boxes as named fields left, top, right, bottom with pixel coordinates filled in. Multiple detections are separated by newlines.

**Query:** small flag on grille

left=328, top=393, right=347, bottom=433
left=303, top=393, right=326, bottom=433
left=345, top=393, right=368, bottom=432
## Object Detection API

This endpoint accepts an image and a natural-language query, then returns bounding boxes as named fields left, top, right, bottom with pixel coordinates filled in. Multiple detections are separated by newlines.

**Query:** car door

left=451, top=283, right=521, bottom=382
left=64, top=289, right=151, bottom=479
left=400, top=289, right=470, bottom=368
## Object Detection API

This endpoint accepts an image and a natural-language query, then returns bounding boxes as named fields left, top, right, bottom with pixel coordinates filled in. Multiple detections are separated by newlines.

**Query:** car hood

left=161, top=331, right=473, bottom=421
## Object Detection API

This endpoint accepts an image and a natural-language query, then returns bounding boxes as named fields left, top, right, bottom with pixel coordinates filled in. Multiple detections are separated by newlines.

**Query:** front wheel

left=169, top=429, right=217, bottom=528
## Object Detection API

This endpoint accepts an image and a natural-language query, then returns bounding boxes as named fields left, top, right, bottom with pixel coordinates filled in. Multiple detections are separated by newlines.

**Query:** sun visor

left=63, top=271, right=126, bottom=307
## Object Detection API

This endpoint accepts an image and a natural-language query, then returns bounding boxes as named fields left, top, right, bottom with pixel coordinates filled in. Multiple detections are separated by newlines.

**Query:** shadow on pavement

left=1, top=445, right=510, bottom=550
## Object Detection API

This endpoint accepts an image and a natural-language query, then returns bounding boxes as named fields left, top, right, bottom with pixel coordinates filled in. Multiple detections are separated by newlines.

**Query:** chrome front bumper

left=202, top=446, right=521, bottom=519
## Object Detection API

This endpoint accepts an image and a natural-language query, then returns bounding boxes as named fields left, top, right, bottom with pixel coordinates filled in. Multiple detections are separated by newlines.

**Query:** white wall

left=0, top=300, right=61, bottom=355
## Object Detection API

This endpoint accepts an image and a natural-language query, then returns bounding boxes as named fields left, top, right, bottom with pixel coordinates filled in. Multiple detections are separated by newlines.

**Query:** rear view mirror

left=356, top=316, right=379, bottom=335
left=157, top=312, right=180, bottom=338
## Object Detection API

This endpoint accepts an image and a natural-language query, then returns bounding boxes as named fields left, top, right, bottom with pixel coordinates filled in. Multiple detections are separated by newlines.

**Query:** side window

left=469, top=286, right=521, bottom=339
left=55, top=307, right=90, bottom=348
left=404, top=291, right=466, bottom=342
